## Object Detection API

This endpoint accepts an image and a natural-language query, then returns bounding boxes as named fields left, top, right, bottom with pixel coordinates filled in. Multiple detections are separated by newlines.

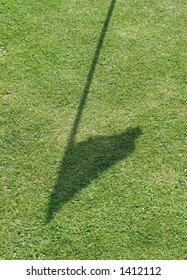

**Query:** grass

left=0, top=0, right=186, bottom=259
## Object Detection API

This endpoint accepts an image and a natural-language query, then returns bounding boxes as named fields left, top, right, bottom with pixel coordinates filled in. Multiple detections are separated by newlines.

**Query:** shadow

left=45, top=0, right=142, bottom=223
left=68, top=0, right=117, bottom=147
left=46, top=127, right=142, bottom=222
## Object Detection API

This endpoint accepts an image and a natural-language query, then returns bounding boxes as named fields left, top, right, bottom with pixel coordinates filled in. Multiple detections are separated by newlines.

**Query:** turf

left=0, top=0, right=186, bottom=259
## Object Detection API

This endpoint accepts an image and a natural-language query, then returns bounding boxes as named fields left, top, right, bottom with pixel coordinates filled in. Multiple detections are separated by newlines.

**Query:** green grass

left=0, top=0, right=186, bottom=259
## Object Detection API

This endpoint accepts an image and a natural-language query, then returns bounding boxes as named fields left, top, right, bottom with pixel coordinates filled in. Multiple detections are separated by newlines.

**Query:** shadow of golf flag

left=45, top=0, right=142, bottom=222
left=46, top=127, right=142, bottom=222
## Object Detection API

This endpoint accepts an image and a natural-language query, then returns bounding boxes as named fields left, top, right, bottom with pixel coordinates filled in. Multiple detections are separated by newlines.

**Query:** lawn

left=0, top=0, right=186, bottom=259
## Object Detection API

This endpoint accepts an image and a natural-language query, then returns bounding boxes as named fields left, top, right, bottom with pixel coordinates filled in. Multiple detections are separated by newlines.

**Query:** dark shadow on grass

left=68, top=0, right=116, bottom=147
left=45, top=0, right=142, bottom=223
left=46, top=127, right=142, bottom=222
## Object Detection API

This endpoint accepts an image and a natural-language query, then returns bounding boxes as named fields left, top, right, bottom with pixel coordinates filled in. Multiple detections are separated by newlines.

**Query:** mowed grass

left=0, top=0, right=186, bottom=259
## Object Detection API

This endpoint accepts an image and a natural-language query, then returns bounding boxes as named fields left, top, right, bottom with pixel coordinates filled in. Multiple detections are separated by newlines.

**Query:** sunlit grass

left=0, top=0, right=186, bottom=259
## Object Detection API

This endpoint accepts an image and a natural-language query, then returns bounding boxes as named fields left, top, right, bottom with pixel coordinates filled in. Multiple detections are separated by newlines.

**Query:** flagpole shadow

left=68, top=0, right=117, bottom=147
left=45, top=0, right=142, bottom=223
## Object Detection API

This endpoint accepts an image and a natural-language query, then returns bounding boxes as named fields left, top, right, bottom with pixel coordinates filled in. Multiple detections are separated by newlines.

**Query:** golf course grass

left=0, top=0, right=186, bottom=259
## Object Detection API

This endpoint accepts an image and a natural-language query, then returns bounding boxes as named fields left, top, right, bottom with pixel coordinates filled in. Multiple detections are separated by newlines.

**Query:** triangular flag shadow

left=46, top=127, right=142, bottom=222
